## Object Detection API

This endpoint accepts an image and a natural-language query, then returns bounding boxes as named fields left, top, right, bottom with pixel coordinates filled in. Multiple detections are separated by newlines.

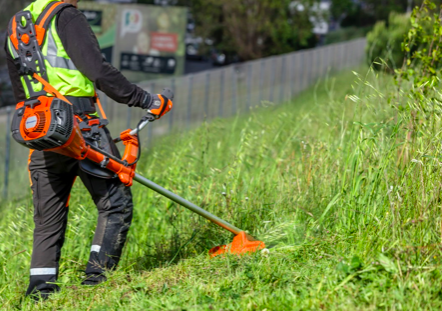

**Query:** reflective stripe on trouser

left=26, top=130, right=133, bottom=296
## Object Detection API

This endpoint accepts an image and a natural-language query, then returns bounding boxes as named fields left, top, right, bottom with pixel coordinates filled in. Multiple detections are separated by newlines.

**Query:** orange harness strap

left=32, top=73, right=72, bottom=105
left=35, top=1, right=65, bottom=46
left=95, top=92, right=108, bottom=120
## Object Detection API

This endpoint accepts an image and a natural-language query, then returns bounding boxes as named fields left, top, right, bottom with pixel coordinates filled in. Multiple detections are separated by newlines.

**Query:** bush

left=366, top=12, right=411, bottom=71
left=324, top=26, right=372, bottom=45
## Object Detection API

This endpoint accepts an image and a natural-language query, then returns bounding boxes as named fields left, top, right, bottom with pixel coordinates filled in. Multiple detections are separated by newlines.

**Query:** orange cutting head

left=209, top=231, right=265, bottom=258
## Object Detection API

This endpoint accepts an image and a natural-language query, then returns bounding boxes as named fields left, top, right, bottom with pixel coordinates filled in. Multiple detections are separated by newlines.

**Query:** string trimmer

left=11, top=88, right=265, bottom=257
left=8, top=7, right=264, bottom=257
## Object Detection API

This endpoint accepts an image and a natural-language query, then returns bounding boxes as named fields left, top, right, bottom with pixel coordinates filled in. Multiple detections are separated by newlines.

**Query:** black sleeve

left=56, top=7, right=148, bottom=107
left=4, top=40, right=26, bottom=102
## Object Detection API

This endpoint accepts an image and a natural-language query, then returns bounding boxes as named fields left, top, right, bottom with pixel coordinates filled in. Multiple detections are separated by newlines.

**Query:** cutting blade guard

left=208, top=231, right=265, bottom=257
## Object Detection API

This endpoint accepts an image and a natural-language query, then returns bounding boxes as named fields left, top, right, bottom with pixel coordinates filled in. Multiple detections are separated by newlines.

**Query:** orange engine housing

left=11, top=96, right=138, bottom=186
left=11, top=96, right=87, bottom=159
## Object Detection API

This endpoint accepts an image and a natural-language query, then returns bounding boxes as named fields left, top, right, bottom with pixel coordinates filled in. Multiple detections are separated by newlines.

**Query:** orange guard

left=208, top=231, right=265, bottom=257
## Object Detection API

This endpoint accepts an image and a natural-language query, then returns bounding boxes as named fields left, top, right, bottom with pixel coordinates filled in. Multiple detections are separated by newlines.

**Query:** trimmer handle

left=114, top=88, right=174, bottom=143
left=161, top=88, right=174, bottom=101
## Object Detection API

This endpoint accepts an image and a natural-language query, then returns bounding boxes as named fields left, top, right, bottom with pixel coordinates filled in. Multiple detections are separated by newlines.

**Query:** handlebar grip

left=161, top=88, right=174, bottom=101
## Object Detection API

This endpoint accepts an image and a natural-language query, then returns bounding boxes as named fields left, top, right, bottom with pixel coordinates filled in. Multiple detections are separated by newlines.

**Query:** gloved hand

left=141, top=91, right=173, bottom=119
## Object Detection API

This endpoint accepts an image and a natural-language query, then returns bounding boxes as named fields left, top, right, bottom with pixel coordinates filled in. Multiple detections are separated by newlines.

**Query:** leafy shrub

left=324, top=26, right=372, bottom=45
left=366, top=12, right=411, bottom=71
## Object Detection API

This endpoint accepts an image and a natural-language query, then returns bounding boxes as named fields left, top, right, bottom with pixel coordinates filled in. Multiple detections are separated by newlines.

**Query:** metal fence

left=0, top=38, right=366, bottom=201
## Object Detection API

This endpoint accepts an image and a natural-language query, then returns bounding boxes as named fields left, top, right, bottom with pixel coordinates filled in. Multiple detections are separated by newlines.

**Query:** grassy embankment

left=2, top=66, right=442, bottom=310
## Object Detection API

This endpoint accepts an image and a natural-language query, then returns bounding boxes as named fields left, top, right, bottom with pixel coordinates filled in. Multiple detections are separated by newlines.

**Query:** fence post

left=269, top=58, right=276, bottom=102
left=147, top=82, right=156, bottom=147
left=231, top=67, right=237, bottom=115
left=300, top=52, right=305, bottom=92
left=307, top=50, right=313, bottom=87
left=187, top=75, right=193, bottom=128
left=247, top=63, right=252, bottom=110
left=219, top=70, right=225, bottom=117
left=168, top=78, right=175, bottom=132
left=290, top=53, right=295, bottom=99
left=325, top=45, right=331, bottom=74
left=313, top=49, right=318, bottom=82
left=3, top=106, right=12, bottom=199
left=279, top=56, right=286, bottom=104
left=204, top=72, right=210, bottom=119
left=338, top=43, right=343, bottom=70
left=126, top=106, right=131, bottom=129
left=258, top=60, right=265, bottom=103
left=99, top=91, right=108, bottom=118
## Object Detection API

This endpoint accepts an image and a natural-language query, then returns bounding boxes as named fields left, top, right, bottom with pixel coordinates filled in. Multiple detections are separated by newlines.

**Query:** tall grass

left=2, top=66, right=442, bottom=310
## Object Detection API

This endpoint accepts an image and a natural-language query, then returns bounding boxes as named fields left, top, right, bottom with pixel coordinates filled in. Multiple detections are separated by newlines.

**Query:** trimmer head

left=209, top=231, right=265, bottom=257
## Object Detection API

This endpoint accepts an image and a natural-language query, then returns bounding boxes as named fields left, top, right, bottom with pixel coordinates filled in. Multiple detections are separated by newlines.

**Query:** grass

left=2, top=66, right=442, bottom=310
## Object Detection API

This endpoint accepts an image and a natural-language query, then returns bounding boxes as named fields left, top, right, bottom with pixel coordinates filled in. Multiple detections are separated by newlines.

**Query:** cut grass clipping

left=2, top=66, right=442, bottom=310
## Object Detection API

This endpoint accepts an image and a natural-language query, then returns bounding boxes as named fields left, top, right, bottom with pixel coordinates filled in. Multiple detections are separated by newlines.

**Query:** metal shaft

left=129, top=119, right=150, bottom=136
left=133, top=173, right=242, bottom=235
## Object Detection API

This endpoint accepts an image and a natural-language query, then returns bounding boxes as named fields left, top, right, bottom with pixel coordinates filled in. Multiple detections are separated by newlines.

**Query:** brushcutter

left=9, top=6, right=264, bottom=257
left=11, top=88, right=265, bottom=257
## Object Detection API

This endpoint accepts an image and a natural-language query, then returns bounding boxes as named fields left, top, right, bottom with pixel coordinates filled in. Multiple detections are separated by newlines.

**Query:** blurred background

left=0, top=0, right=423, bottom=108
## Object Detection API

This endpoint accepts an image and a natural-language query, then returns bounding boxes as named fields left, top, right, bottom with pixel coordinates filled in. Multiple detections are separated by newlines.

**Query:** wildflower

left=411, top=159, right=423, bottom=165
left=245, top=197, right=249, bottom=201
left=261, top=248, right=270, bottom=257
left=222, top=192, right=226, bottom=196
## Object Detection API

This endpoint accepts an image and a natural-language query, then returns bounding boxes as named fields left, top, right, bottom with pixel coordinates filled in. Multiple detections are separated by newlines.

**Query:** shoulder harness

left=8, top=1, right=74, bottom=100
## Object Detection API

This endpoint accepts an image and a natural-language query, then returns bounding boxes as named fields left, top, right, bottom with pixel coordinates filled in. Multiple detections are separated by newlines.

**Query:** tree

left=331, top=0, right=420, bottom=28
left=183, top=0, right=317, bottom=61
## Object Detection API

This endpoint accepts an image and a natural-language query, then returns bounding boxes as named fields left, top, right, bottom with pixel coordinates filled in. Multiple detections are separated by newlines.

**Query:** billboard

left=79, top=2, right=187, bottom=82
left=114, top=5, right=187, bottom=82
left=78, top=3, right=187, bottom=82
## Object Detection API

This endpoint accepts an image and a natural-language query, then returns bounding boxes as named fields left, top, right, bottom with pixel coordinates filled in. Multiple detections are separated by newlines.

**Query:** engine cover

left=11, top=96, right=75, bottom=151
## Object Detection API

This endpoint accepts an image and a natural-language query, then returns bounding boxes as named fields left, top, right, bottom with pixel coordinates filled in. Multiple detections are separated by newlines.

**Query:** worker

left=5, top=0, right=172, bottom=300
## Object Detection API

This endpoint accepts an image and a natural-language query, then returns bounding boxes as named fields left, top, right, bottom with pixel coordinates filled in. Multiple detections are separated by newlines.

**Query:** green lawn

left=2, top=66, right=442, bottom=310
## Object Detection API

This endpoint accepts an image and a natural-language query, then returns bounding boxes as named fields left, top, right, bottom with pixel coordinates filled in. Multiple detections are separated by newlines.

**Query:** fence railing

left=0, top=38, right=366, bottom=201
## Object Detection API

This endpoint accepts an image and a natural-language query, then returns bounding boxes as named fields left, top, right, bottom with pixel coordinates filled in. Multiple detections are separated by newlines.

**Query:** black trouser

left=25, top=144, right=133, bottom=296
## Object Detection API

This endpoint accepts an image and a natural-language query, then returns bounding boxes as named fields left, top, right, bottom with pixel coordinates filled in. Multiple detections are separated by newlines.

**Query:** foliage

left=332, top=0, right=417, bottom=27
left=324, top=26, right=372, bottom=45
left=181, top=0, right=317, bottom=60
left=366, top=0, right=412, bottom=22
left=340, top=5, right=376, bottom=28
left=366, top=12, right=411, bottom=71
left=396, top=0, right=442, bottom=94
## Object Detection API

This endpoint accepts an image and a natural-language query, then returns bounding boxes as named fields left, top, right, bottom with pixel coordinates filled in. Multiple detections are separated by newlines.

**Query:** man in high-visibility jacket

left=5, top=0, right=171, bottom=300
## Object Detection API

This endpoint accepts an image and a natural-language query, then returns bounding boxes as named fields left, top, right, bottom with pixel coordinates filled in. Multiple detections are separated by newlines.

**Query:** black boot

left=81, top=273, right=107, bottom=286
left=26, top=275, right=60, bottom=301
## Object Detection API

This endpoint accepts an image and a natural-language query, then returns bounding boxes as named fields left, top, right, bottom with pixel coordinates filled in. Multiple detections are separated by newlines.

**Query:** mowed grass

left=2, top=66, right=442, bottom=310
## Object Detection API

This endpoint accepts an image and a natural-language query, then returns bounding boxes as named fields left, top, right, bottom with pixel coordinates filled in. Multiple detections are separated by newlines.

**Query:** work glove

left=141, top=91, right=173, bottom=119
